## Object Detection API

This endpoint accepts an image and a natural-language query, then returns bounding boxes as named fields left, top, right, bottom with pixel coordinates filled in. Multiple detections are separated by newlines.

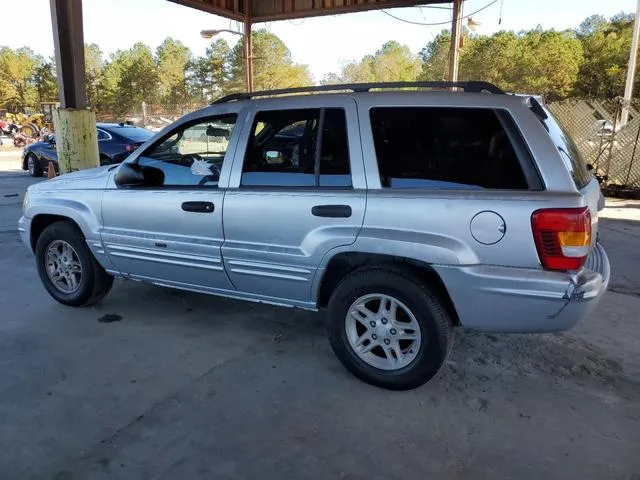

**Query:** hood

left=31, top=165, right=113, bottom=191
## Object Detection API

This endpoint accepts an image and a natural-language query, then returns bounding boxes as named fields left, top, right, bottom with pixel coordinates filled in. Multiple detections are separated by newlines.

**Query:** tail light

left=531, top=207, right=591, bottom=271
left=126, top=144, right=139, bottom=153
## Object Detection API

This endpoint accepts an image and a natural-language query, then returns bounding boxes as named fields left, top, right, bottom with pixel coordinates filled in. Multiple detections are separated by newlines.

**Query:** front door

left=222, top=98, right=366, bottom=306
left=101, top=112, right=240, bottom=291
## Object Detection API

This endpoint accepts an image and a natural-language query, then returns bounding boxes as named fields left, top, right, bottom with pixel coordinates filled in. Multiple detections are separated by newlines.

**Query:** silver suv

left=19, top=82, right=610, bottom=390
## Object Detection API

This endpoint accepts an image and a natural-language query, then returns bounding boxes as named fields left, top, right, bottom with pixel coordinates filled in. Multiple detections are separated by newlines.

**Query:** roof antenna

left=498, top=0, right=504, bottom=25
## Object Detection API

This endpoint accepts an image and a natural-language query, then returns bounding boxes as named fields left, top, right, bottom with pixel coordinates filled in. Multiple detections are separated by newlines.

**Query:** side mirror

left=114, top=163, right=144, bottom=187
left=264, top=150, right=284, bottom=164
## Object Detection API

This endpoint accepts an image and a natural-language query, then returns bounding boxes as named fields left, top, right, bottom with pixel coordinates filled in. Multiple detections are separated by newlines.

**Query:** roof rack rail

left=211, top=81, right=505, bottom=104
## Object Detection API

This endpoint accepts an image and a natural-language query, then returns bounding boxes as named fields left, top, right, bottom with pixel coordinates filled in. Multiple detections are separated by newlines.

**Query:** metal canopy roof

left=168, top=0, right=451, bottom=22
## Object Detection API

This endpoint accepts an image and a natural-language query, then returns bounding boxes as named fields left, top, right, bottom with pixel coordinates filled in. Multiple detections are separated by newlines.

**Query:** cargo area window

left=369, top=107, right=529, bottom=190
left=241, top=108, right=351, bottom=187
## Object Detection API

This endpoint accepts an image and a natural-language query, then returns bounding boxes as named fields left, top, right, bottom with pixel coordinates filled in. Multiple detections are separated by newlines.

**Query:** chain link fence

left=547, top=98, right=640, bottom=192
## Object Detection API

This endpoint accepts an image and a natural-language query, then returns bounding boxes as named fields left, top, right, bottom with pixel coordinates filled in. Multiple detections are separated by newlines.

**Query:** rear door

left=222, top=96, right=366, bottom=306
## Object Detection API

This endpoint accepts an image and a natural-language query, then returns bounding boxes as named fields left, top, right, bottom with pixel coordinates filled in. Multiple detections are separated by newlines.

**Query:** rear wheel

left=327, top=267, right=453, bottom=390
left=26, top=154, right=43, bottom=177
left=35, top=221, right=113, bottom=306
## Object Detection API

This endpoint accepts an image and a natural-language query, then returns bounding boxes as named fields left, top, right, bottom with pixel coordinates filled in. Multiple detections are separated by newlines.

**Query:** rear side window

left=369, top=107, right=528, bottom=190
left=541, top=109, right=592, bottom=189
left=114, top=126, right=154, bottom=143
left=241, top=108, right=351, bottom=187
left=97, top=129, right=110, bottom=140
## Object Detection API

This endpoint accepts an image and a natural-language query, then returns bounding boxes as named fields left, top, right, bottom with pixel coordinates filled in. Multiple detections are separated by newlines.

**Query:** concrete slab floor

left=0, top=152, right=639, bottom=479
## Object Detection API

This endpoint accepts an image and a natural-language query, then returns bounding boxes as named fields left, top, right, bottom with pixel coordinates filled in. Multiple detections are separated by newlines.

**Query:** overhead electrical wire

left=381, top=0, right=499, bottom=27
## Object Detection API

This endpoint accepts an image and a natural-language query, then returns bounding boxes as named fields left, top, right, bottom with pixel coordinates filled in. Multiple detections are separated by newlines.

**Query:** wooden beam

left=251, top=0, right=448, bottom=22
left=284, top=0, right=293, bottom=13
left=167, top=0, right=244, bottom=20
left=50, top=0, right=87, bottom=109
left=169, top=0, right=451, bottom=23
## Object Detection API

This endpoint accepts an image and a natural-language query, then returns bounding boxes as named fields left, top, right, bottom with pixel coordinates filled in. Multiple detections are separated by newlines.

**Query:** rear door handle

left=311, top=204, right=352, bottom=218
left=181, top=201, right=214, bottom=213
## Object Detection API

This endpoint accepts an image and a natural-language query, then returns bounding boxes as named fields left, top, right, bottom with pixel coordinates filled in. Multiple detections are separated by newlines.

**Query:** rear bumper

left=434, top=243, right=610, bottom=333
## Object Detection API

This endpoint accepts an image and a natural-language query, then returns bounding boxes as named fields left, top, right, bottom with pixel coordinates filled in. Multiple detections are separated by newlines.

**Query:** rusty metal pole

left=244, top=0, right=253, bottom=92
left=49, top=0, right=99, bottom=173
left=448, top=0, right=463, bottom=83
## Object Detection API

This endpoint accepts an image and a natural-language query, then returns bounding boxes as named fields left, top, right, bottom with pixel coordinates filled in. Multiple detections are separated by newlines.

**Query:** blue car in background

left=22, top=123, right=154, bottom=177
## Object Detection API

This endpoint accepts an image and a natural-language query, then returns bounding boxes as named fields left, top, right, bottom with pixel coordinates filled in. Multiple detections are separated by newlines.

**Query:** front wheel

left=26, top=154, right=43, bottom=177
left=327, top=267, right=453, bottom=390
left=35, top=221, right=114, bottom=306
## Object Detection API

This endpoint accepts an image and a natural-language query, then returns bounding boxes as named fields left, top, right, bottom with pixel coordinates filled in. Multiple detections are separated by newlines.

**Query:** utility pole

left=448, top=0, right=463, bottom=83
left=243, top=0, right=253, bottom=92
left=620, top=0, right=640, bottom=126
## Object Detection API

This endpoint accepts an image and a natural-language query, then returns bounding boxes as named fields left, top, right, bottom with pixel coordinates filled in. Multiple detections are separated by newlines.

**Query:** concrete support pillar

left=50, top=0, right=98, bottom=173
left=52, top=109, right=99, bottom=173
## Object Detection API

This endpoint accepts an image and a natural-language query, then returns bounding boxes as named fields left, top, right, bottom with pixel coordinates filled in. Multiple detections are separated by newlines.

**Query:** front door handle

left=311, top=204, right=352, bottom=218
left=181, top=201, right=214, bottom=213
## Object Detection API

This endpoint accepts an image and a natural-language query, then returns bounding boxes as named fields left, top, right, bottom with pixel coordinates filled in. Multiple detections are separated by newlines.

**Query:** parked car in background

left=22, top=123, right=153, bottom=177
left=19, top=82, right=610, bottom=390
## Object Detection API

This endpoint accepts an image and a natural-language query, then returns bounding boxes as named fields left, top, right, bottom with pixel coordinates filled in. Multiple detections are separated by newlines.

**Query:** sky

left=0, top=0, right=636, bottom=81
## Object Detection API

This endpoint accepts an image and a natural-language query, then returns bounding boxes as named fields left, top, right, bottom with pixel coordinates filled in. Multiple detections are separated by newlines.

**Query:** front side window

left=370, top=107, right=528, bottom=190
left=134, top=115, right=236, bottom=187
left=241, top=108, right=351, bottom=187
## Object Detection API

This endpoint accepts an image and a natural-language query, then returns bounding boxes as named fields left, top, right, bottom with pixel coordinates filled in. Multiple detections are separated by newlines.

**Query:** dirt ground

left=1, top=150, right=639, bottom=479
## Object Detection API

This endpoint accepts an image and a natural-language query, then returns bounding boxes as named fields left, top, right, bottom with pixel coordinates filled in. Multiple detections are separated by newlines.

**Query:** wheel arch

left=27, top=201, right=99, bottom=250
left=23, top=151, right=38, bottom=170
left=29, top=214, right=84, bottom=252
left=315, top=251, right=460, bottom=326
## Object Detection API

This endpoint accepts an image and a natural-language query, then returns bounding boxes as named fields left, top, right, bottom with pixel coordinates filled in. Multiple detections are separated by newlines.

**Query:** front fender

left=26, top=197, right=101, bottom=241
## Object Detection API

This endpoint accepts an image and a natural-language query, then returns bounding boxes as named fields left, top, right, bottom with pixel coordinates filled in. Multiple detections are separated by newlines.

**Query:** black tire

left=35, top=221, right=114, bottom=307
left=26, top=153, right=43, bottom=177
left=327, top=266, right=453, bottom=390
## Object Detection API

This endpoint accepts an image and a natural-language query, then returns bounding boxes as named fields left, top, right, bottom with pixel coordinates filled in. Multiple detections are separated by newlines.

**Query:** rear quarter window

left=541, top=109, right=592, bottom=189
left=369, top=106, right=530, bottom=190
left=112, top=126, right=154, bottom=143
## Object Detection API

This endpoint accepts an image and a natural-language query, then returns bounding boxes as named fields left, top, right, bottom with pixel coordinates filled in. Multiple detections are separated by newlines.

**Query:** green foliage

left=33, top=61, right=58, bottom=104
left=228, top=29, right=312, bottom=92
left=419, top=31, right=452, bottom=81
left=419, top=28, right=583, bottom=99
left=102, top=43, right=159, bottom=115
left=187, top=39, right=230, bottom=102
left=574, top=13, right=634, bottom=97
left=84, top=44, right=103, bottom=109
left=157, top=38, right=191, bottom=107
left=0, top=47, right=42, bottom=110
left=416, top=13, right=635, bottom=99
left=326, top=41, right=421, bottom=84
